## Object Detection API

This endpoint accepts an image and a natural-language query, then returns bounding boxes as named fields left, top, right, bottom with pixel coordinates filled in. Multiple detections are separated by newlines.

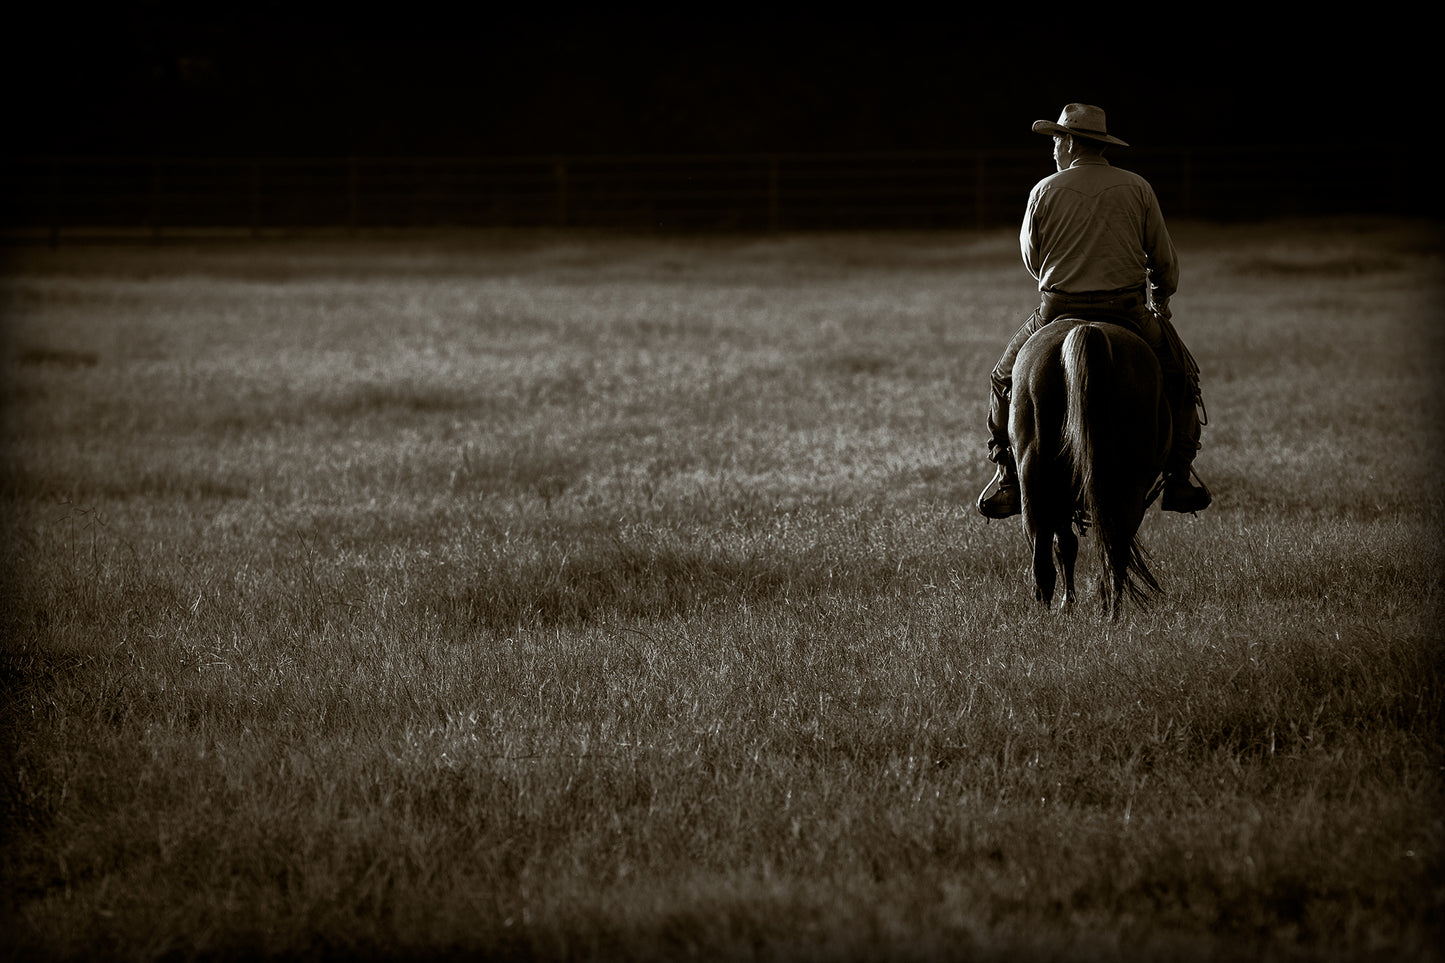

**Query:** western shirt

left=1020, top=157, right=1178, bottom=301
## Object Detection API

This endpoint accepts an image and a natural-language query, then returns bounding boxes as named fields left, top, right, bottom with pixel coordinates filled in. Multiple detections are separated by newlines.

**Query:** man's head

left=1051, top=132, right=1107, bottom=171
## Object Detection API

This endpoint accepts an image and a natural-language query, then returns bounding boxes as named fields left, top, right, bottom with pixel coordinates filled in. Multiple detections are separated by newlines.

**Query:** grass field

left=2, top=218, right=1442, bottom=962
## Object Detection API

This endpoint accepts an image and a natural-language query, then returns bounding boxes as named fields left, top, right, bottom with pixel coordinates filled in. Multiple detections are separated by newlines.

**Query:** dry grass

left=2, top=219, right=1442, bottom=962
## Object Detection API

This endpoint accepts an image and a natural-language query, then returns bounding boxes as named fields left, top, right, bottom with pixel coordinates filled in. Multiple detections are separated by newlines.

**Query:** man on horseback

left=977, top=103, right=1211, bottom=519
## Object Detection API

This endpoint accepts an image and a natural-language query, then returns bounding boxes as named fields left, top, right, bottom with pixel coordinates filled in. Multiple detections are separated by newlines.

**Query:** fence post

left=974, top=153, right=987, bottom=229
left=47, top=160, right=60, bottom=248
left=249, top=161, right=261, bottom=238
left=149, top=161, right=162, bottom=244
left=348, top=157, right=359, bottom=233
left=768, top=157, right=780, bottom=231
left=554, top=159, right=569, bottom=227
left=1179, top=148, right=1193, bottom=220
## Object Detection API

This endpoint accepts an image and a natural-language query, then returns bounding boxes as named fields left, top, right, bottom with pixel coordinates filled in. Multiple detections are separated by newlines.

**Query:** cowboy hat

left=1031, top=104, right=1129, bottom=147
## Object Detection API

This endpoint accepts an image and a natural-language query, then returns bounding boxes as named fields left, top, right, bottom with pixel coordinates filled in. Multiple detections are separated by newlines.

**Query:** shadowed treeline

left=5, top=9, right=1427, bottom=161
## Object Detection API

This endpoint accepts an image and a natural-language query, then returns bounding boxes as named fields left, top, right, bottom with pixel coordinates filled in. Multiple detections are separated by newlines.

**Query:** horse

left=1008, top=319, right=1171, bottom=617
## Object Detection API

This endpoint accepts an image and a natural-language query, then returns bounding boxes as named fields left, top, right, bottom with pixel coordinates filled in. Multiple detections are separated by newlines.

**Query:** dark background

left=4, top=5, right=1424, bottom=158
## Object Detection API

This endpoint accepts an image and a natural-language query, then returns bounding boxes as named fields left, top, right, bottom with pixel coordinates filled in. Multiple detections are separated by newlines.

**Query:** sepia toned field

left=2, top=219, right=1442, bottom=962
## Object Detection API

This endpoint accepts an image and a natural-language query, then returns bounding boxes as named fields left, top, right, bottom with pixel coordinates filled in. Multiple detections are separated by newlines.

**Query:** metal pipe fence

left=0, top=145, right=1414, bottom=242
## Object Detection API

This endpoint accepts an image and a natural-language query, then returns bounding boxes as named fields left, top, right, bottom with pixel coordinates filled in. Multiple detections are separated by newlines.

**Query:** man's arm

left=1020, top=186, right=1045, bottom=284
left=1143, top=186, right=1179, bottom=306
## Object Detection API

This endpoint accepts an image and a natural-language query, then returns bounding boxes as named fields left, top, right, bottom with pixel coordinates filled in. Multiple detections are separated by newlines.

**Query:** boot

left=1161, top=385, right=1209, bottom=513
left=1162, top=471, right=1211, bottom=513
left=977, top=459, right=1021, bottom=519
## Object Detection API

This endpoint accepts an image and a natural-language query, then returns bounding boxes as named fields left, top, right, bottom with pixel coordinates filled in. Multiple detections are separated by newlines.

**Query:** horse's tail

left=1060, top=324, right=1160, bottom=607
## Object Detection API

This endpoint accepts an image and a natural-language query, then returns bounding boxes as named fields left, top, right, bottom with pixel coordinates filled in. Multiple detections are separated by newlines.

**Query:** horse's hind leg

left=1055, top=525, right=1078, bottom=610
left=1020, top=451, right=1059, bottom=608
left=1031, top=528, right=1056, bottom=606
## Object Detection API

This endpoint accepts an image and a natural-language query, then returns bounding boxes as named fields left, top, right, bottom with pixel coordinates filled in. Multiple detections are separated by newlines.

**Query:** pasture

left=2, top=219, right=1442, bottom=961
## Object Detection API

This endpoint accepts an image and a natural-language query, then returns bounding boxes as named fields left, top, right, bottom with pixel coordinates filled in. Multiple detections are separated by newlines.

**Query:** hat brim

left=1032, top=120, right=1128, bottom=147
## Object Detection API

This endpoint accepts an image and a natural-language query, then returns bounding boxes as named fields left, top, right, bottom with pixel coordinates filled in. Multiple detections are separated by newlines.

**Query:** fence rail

left=0, top=146, right=1414, bottom=241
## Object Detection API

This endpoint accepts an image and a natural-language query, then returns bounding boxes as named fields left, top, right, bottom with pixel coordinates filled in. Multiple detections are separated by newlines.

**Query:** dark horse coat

left=1010, top=319, right=1171, bottom=616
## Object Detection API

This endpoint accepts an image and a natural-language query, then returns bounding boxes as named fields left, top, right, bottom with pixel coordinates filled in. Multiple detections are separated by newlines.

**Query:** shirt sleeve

left=1143, top=186, right=1179, bottom=300
left=1020, top=185, right=1044, bottom=284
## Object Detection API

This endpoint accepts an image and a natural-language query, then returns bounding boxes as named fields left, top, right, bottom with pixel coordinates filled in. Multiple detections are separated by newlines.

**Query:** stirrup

left=1161, top=470, right=1211, bottom=514
left=977, top=464, right=1020, bottom=519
